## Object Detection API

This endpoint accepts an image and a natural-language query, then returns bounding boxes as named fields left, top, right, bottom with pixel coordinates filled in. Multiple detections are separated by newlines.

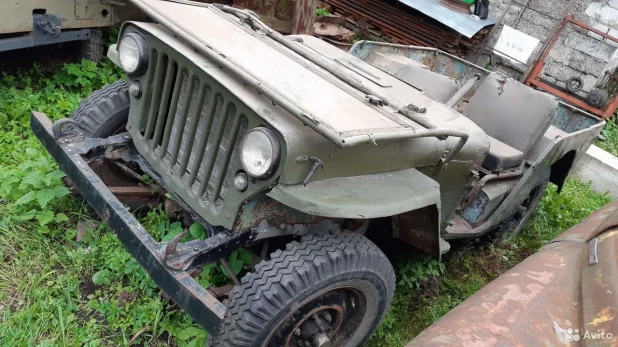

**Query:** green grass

left=597, top=116, right=618, bottom=156
left=0, top=60, right=612, bottom=347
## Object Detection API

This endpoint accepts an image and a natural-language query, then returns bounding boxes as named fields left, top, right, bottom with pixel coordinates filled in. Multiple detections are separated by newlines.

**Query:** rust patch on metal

left=174, top=271, right=227, bottom=317
left=392, top=205, right=440, bottom=256
left=233, top=0, right=295, bottom=33
left=554, top=200, right=618, bottom=243
left=234, top=196, right=324, bottom=231
left=588, top=307, right=617, bottom=326
left=291, top=0, right=316, bottom=35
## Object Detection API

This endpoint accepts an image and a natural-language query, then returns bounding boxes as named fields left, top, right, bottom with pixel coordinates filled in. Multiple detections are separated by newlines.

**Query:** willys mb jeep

left=30, top=0, right=605, bottom=345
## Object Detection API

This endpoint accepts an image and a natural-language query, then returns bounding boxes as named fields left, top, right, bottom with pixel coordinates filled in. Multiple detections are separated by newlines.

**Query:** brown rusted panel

left=292, top=0, right=316, bottom=35
left=582, top=228, right=618, bottom=343
left=233, top=196, right=324, bottom=231
left=409, top=201, right=618, bottom=346
left=392, top=205, right=440, bottom=256
left=410, top=241, right=586, bottom=346
left=324, top=0, right=490, bottom=56
left=233, top=0, right=294, bottom=33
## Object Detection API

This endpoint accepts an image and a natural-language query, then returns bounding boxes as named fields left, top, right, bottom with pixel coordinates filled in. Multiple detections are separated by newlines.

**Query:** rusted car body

left=410, top=201, right=618, bottom=347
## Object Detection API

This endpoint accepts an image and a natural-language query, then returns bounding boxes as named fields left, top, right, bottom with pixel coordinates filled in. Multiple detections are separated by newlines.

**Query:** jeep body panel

left=268, top=168, right=441, bottom=219
left=348, top=41, right=606, bottom=238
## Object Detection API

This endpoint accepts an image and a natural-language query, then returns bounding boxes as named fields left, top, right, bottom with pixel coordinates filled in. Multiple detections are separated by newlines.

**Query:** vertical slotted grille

left=137, top=49, right=248, bottom=209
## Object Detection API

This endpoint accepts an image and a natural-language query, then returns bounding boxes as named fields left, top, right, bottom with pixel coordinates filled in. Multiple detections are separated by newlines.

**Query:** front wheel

left=69, top=80, right=136, bottom=188
left=210, top=231, right=396, bottom=347
left=70, top=79, right=129, bottom=137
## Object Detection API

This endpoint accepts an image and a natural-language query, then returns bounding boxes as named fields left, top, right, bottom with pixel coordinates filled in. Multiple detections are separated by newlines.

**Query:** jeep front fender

left=267, top=168, right=444, bottom=255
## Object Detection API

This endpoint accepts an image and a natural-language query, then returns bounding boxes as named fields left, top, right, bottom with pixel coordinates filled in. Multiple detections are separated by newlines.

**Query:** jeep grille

left=135, top=50, right=248, bottom=208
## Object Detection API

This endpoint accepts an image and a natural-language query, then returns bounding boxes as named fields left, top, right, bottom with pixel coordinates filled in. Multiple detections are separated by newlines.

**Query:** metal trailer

left=0, top=0, right=138, bottom=61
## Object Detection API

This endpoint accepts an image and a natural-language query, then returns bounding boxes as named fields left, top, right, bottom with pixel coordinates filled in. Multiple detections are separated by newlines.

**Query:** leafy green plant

left=220, top=249, right=253, bottom=278
left=0, top=153, right=70, bottom=226
left=155, top=220, right=207, bottom=242
left=397, top=257, right=446, bottom=290
left=597, top=115, right=618, bottom=156
left=316, top=7, right=331, bottom=17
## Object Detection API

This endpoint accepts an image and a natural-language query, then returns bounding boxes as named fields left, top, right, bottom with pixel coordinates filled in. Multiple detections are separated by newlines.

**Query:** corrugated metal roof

left=398, top=0, right=497, bottom=38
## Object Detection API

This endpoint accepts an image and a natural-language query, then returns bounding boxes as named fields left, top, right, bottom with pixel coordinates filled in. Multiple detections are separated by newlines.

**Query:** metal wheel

left=268, top=287, right=368, bottom=346
left=566, top=77, right=583, bottom=93
left=489, top=170, right=550, bottom=243
left=586, top=88, right=609, bottom=108
left=210, top=231, right=396, bottom=347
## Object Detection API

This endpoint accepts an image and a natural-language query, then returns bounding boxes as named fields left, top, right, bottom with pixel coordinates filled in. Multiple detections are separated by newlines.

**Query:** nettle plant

left=397, top=256, right=446, bottom=290
left=0, top=151, right=70, bottom=227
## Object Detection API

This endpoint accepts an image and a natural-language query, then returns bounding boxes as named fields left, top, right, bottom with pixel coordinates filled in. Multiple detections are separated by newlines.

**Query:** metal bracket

left=589, top=237, right=598, bottom=265
left=52, top=119, right=84, bottom=144
left=366, top=95, right=385, bottom=106
left=102, top=0, right=126, bottom=5
left=34, top=14, right=62, bottom=38
left=155, top=230, right=252, bottom=272
left=436, top=150, right=450, bottom=170
left=296, top=156, right=324, bottom=185
left=51, top=119, right=133, bottom=157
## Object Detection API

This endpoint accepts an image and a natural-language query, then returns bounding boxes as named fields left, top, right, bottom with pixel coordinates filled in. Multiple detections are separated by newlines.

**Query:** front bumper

left=30, top=112, right=229, bottom=335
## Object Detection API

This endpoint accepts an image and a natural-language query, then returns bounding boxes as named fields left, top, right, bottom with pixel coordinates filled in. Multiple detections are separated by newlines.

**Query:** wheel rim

left=267, top=287, right=367, bottom=347
left=506, top=184, right=542, bottom=237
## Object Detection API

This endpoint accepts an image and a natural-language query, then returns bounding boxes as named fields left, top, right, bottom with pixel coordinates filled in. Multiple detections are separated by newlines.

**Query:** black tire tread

left=211, top=231, right=396, bottom=347
left=70, top=79, right=129, bottom=136
left=81, top=29, right=104, bottom=63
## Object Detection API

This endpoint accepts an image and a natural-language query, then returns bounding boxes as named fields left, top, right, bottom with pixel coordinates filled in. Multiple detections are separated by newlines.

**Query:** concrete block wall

left=485, top=0, right=618, bottom=96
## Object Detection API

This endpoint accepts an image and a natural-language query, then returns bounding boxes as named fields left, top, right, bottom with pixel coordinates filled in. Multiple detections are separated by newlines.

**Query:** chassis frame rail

left=31, top=112, right=226, bottom=335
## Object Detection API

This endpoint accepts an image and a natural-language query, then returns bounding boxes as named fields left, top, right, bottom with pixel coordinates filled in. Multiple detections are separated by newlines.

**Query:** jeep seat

left=395, top=64, right=459, bottom=103
left=464, top=73, right=558, bottom=171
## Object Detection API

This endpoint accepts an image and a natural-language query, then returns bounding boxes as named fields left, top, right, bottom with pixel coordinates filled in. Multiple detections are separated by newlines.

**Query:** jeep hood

left=127, top=0, right=486, bottom=149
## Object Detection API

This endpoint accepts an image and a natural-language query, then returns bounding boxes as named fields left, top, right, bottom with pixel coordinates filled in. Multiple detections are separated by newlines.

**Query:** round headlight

left=118, top=33, right=148, bottom=76
left=240, top=128, right=280, bottom=179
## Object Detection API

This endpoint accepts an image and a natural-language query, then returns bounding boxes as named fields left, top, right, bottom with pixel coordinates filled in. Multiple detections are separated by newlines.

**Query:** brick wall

left=483, top=0, right=618, bottom=96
